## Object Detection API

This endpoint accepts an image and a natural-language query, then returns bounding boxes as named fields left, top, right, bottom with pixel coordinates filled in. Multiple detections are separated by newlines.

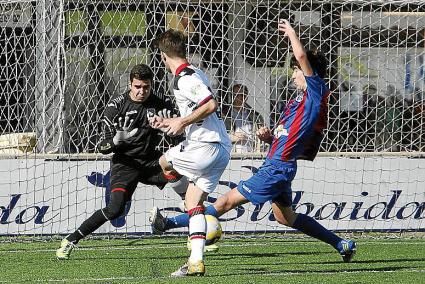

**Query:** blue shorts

left=237, top=159, right=297, bottom=206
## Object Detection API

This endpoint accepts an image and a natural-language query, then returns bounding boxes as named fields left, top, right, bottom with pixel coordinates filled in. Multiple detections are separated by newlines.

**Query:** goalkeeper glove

left=157, top=108, right=177, bottom=119
left=112, top=116, right=138, bottom=146
left=156, top=108, right=177, bottom=134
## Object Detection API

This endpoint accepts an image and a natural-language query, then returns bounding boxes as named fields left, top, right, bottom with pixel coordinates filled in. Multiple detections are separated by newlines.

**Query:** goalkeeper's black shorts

left=110, top=152, right=166, bottom=199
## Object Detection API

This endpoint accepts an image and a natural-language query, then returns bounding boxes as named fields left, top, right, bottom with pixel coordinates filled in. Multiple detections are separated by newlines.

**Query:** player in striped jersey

left=150, top=20, right=356, bottom=263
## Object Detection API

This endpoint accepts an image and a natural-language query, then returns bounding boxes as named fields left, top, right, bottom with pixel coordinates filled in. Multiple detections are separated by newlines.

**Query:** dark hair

left=290, top=50, right=327, bottom=78
left=130, top=64, right=154, bottom=82
left=232, top=84, right=248, bottom=95
left=153, top=29, right=187, bottom=58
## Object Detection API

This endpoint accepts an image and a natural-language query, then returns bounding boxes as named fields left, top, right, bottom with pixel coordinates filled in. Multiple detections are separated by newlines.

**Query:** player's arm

left=151, top=98, right=217, bottom=137
left=277, top=19, right=314, bottom=76
left=98, top=104, right=119, bottom=154
left=154, top=98, right=185, bottom=143
left=98, top=100, right=138, bottom=154
left=181, top=98, right=217, bottom=126
left=150, top=76, right=218, bottom=136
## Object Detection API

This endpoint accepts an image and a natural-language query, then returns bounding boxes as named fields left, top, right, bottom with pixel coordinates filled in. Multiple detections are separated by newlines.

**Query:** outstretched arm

left=150, top=99, right=218, bottom=137
left=98, top=105, right=119, bottom=154
left=277, top=19, right=314, bottom=77
left=98, top=103, right=139, bottom=154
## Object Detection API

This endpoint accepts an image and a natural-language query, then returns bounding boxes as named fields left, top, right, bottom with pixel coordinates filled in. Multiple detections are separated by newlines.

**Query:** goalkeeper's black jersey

left=98, top=91, right=173, bottom=159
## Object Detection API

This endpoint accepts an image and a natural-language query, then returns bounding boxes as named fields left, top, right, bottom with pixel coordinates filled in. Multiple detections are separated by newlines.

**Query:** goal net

left=0, top=0, right=424, bottom=237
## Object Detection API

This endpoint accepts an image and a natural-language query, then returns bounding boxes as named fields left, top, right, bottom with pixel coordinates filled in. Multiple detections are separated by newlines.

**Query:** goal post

left=0, top=0, right=424, bottom=236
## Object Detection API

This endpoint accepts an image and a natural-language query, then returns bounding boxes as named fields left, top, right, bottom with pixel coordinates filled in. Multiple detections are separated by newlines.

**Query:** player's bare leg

left=213, top=187, right=249, bottom=215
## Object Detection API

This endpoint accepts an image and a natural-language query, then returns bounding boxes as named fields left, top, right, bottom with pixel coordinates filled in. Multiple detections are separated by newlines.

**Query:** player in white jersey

left=149, top=29, right=232, bottom=277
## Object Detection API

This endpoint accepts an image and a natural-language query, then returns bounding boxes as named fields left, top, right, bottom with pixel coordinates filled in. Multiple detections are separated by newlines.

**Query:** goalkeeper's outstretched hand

left=112, top=116, right=138, bottom=146
left=148, top=108, right=179, bottom=136
left=157, top=108, right=177, bottom=119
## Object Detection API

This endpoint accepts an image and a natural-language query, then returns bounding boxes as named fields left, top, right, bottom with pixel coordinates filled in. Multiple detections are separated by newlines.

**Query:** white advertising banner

left=0, top=157, right=424, bottom=235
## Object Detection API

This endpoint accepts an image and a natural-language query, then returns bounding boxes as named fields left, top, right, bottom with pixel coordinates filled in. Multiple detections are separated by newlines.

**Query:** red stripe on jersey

left=268, top=132, right=280, bottom=159
left=175, top=63, right=190, bottom=75
left=281, top=93, right=307, bottom=161
left=313, top=90, right=330, bottom=132
left=198, top=95, right=213, bottom=107
left=111, top=188, right=127, bottom=193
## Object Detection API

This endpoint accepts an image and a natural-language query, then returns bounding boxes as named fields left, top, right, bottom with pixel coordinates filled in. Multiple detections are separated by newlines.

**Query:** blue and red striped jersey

left=267, top=74, right=329, bottom=163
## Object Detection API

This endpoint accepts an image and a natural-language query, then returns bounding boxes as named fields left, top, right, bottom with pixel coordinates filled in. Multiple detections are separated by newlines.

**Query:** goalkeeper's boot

left=337, top=239, right=356, bottom=263
left=171, top=260, right=205, bottom=277
left=149, top=206, right=166, bottom=235
left=187, top=237, right=219, bottom=252
left=56, top=237, right=76, bottom=260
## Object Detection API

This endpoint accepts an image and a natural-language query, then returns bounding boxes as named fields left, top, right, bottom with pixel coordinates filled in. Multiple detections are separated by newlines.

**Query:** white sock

left=188, top=213, right=206, bottom=262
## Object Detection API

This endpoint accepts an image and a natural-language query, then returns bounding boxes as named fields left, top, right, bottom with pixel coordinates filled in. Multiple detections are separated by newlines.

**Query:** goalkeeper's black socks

left=66, top=210, right=108, bottom=244
left=66, top=191, right=127, bottom=244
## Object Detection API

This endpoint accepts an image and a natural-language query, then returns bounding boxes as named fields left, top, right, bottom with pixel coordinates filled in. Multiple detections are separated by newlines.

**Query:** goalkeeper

left=150, top=20, right=356, bottom=263
left=56, top=64, right=188, bottom=260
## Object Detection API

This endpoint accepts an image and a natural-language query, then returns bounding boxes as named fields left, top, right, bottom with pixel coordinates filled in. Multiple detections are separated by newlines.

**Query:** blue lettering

left=364, top=190, right=402, bottom=219
left=364, top=202, right=387, bottom=219
left=269, top=211, right=276, bottom=221
left=34, top=206, right=58, bottom=224
left=15, top=206, right=39, bottom=224
left=250, top=203, right=271, bottom=222
left=332, top=202, right=349, bottom=220
left=291, top=191, right=304, bottom=211
left=396, top=202, right=422, bottom=219
left=414, top=202, right=425, bottom=219
left=314, top=202, right=340, bottom=220
left=0, top=194, right=21, bottom=224
left=382, top=190, right=402, bottom=219
left=294, top=202, right=314, bottom=215
left=350, top=202, right=364, bottom=220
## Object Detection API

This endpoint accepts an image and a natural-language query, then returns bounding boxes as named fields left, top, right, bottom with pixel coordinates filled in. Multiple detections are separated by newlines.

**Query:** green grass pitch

left=1, top=236, right=424, bottom=283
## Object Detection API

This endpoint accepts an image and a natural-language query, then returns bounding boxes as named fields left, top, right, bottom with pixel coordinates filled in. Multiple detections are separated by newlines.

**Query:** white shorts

left=165, top=140, right=231, bottom=193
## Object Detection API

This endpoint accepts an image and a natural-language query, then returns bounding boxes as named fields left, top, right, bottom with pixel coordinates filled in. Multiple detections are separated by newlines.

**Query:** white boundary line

left=26, top=269, right=425, bottom=283
left=0, top=240, right=425, bottom=254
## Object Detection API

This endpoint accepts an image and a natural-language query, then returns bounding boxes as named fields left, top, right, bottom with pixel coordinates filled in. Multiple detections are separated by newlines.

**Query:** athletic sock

left=66, top=191, right=126, bottom=244
left=292, top=213, right=342, bottom=249
left=188, top=206, right=206, bottom=262
left=66, top=210, right=108, bottom=244
left=165, top=205, right=218, bottom=230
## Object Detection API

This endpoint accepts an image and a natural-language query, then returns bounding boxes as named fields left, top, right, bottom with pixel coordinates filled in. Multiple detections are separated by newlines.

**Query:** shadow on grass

left=326, top=257, right=425, bottom=265
left=213, top=265, right=421, bottom=277
left=207, top=250, right=330, bottom=260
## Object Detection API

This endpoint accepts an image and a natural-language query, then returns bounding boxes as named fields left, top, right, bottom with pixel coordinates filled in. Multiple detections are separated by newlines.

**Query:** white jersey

left=172, top=64, right=231, bottom=148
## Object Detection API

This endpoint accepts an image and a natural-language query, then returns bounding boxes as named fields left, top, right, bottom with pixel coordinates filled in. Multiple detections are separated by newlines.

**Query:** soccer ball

left=205, top=215, right=222, bottom=245
left=187, top=215, right=222, bottom=251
